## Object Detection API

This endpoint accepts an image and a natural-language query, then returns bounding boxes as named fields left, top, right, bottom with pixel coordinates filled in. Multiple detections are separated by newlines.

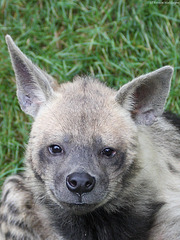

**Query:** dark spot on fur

left=121, top=158, right=141, bottom=188
left=92, top=135, right=103, bottom=147
left=6, top=177, right=21, bottom=185
left=5, top=232, right=11, bottom=239
left=6, top=175, right=27, bottom=192
left=163, top=111, right=180, bottom=131
left=25, top=201, right=32, bottom=209
left=173, top=151, right=180, bottom=160
left=7, top=202, right=20, bottom=215
left=38, top=148, right=49, bottom=164
left=167, top=162, right=179, bottom=174
left=114, top=151, right=127, bottom=172
left=2, top=189, right=10, bottom=202
left=5, top=231, right=31, bottom=240
left=1, top=215, right=33, bottom=239
left=10, top=219, right=31, bottom=233
left=29, top=156, right=45, bottom=184
left=33, top=168, right=44, bottom=184
left=0, top=214, right=32, bottom=235
left=0, top=214, right=8, bottom=223
left=30, top=135, right=36, bottom=139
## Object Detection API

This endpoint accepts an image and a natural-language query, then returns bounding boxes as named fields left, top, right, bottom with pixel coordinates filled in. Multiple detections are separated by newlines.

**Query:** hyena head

left=6, top=35, right=173, bottom=215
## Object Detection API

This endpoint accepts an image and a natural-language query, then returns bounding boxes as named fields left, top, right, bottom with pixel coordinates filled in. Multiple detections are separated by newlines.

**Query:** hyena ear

left=116, top=66, right=174, bottom=125
left=6, top=35, right=58, bottom=118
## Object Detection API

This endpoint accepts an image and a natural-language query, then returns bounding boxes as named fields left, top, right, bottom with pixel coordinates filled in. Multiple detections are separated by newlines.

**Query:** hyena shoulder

left=0, top=174, right=60, bottom=240
left=0, top=174, right=38, bottom=239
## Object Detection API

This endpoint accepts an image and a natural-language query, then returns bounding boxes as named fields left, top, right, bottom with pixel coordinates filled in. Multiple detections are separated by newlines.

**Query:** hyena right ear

left=116, top=66, right=173, bottom=125
left=6, top=35, right=58, bottom=118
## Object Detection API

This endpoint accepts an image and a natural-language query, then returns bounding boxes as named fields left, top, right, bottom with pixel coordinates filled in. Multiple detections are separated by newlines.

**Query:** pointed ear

left=6, top=35, right=58, bottom=118
left=116, top=66, right=174, bottom=125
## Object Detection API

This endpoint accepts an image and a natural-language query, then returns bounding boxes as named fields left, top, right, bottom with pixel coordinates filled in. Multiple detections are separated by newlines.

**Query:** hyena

left=0, top=35, right=180, bottom=240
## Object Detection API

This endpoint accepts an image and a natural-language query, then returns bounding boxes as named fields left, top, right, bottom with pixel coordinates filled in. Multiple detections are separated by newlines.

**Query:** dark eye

left=48, top=145, right=64, bottom=155
left=101, top=148, right=116, bottom=158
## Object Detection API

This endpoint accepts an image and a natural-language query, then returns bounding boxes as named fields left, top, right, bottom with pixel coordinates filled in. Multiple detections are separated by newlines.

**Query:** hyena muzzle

left=0, top=35, right=180, bottom=240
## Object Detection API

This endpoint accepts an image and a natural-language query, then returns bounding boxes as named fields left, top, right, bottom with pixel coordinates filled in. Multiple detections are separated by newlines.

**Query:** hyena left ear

left=6, top=35, right=58, bottom=118
left=116, top=66, right=174, bottom=125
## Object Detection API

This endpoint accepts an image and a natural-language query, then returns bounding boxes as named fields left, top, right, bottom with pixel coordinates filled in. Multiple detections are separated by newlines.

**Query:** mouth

left=49, top=189, right=103, bottom=214
left=61, top=201, right=97, bottom=214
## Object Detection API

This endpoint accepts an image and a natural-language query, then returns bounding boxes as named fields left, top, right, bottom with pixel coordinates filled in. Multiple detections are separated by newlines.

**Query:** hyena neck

left=44, top=201, right=161, bottom=240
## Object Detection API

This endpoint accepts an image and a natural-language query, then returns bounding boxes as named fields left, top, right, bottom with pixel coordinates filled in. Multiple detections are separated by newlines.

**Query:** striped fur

left=1, top=35, right=180, bottom=240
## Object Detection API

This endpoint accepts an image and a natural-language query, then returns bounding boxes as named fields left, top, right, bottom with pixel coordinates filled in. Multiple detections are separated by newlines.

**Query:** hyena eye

left=48, top=145, right=64, bottom=155
left=101, top=148, right=116, bottom=158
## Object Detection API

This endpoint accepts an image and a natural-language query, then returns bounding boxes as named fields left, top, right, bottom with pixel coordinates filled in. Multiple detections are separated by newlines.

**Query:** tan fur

left=1, top=35, right=180, bottom=240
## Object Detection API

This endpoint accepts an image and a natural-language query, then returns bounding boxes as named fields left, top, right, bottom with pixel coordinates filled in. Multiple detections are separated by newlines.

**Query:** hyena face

left=5, top=35, right=173, bottom=216
left=28, top=78, right=138, bottom=214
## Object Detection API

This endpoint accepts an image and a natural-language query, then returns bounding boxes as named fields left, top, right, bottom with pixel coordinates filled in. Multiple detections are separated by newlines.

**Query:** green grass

left=0, top=0, right=179, bottom=187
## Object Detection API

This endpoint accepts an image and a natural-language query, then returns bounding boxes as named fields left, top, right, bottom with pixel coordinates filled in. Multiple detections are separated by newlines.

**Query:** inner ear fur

left=6, top=35, right=58, bottom=118
left=116, top=66, right=174, bottom=125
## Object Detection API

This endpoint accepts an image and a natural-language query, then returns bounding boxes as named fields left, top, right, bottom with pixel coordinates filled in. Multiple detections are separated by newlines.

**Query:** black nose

left=66, top=172, right=95, bottom=195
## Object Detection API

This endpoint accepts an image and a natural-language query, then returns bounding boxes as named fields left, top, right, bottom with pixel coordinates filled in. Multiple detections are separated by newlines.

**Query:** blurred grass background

left=0, top=0, right=179, bottom=187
